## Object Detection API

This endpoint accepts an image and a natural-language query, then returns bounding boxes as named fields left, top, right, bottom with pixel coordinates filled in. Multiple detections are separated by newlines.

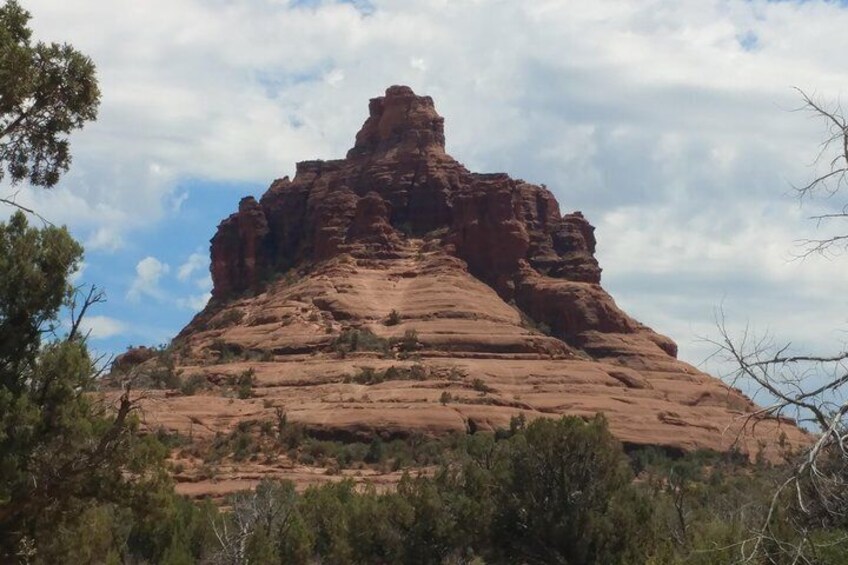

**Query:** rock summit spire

left=347, top=85, right=446, bottom=158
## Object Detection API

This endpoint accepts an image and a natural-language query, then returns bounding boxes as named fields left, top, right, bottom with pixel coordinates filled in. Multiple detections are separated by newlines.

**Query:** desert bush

left=179, top=373, right=208, bottom=396
left=488, top=415, right=654, bottom=564
left=471, top=377, right=495, bottom=394
left=209, top=338, right=244, bottom=364
left=396, top=329, right=420, bottom=354
left=330, top=328, right=390, bottom=357
left=236, top=368, right=255, bottom=399
left=350, top=366, right=383, bottom=385
left=386, top=309, right=402, bottom=326
left=209, top=309, right=245, bottom=329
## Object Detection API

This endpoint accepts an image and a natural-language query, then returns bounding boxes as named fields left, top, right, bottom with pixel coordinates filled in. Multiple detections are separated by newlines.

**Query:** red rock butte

left=121, top=85, right=808, bottom=497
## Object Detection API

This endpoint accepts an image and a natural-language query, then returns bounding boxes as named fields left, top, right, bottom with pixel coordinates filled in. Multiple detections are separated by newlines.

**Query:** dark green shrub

left=236, top=368, right=255, bottom=399
left=209, top=309, right=244, bottom=329
left=209, top=339, right=243, bottom=364
left=386, top=309, right=402, bottom=326
left=489, top=415, right=654, bottom=564
left=471, top=377, right=494, bottom=393
left=331, top=328, right=389, bottom=356
left=275, top=407, right=304, bottom=449
left=351, top=366, right=383, bottom=385
left=397, top=329, right=419, bottom=353
left=179, top=373, right=207, bottom=396
left=366, top=437, right=385, bottom=464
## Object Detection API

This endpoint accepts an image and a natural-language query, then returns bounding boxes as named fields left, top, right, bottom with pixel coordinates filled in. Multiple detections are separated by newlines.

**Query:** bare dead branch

left=0, top=192, right=53, bottom=226
left=67, top=284, right=106, bottom=342
left=788, top=88, right=848, bottom=258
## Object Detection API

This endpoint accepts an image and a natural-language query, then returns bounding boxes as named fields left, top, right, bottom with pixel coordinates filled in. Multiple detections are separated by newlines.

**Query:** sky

left=6, top=0, right=848, bottom=382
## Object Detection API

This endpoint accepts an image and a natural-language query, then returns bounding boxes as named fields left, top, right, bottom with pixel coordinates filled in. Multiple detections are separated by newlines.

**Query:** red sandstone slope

left=120, top=86, right=808, bottom=496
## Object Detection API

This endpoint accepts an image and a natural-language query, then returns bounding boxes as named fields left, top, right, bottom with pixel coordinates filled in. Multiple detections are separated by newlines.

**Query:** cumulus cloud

left=86, top=226, right=124, bottom=252
left=127, top=256, right=169, bottom=301
left=177, top=252, right=207, bottom=282
left=195, top=274, right=213, bottom=292
left=177, top=254, right=211, bottom=311
left=12, top=0, right=848, bottom=365
left=79, top=315, right=127, bottom=340
left=68, top=261, right=87, bottom=285
left=177, top=292, right=211, bottom=312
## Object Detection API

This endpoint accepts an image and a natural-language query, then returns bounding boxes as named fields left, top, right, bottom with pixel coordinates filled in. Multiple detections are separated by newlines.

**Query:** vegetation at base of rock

left=5, top=374, right=848, bottom=563
left=56, top=415, right=848, bottom=564
left=328, top=327, right=422, bottom=359
left=178, top=412, right=475, bottom=472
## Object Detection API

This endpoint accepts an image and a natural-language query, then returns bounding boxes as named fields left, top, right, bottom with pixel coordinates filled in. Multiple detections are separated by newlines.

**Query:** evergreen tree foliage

left=489, top=415, right=653, bottom=564
left=0, top=212, right=170, bottom=562
left=0, top=0, right=100, bottom=188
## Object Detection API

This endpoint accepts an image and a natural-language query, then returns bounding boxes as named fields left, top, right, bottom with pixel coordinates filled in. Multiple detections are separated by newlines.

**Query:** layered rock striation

left=133, top=86, right=807, bottom=497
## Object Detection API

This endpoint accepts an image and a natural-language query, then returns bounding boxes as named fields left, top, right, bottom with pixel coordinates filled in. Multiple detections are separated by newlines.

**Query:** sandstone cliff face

left=208, top=86, right=600, bottom=315
left=135, top=86, right=806, bottom=498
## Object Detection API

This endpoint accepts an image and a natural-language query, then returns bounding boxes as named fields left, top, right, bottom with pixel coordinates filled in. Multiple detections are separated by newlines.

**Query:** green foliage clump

left=197, top=416, right=657, bottom=564
left=0, top=212, right=173, bottom=561
left=209, top=338, right=243, bottom=364
left=395, top=329, right=420, bottom=355
left=235, top=368, right=255, bottom=399
left=22, top=399, right=839, bottom=564
left=330, top=328, right=390, bottom=357
left=209, top=308, right=245, bottom=329
left=0, top=1, right=100, bottom=188
left=471, top=377, right=495, bottom=393
left=385, top=309, right=402, bottom=326
left=345, top=364, right=430, bottom=386
left=178, top=373, right=207, bottom=396
left=350, top=366, right=382, bottom=385
left=490, top=415, right=653, bottom=564
left=274, top=407, right=305, bottom=450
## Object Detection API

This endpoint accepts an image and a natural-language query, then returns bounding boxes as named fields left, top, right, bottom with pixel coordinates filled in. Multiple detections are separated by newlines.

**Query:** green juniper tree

left=0, top=212, right=173, bottom=562
left=0, top=4, right=175, bottom=562
left=0, top=0, right=100, bottom=193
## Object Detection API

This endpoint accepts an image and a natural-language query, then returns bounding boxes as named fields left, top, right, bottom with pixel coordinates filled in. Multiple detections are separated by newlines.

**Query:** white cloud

left=68, top=261, right=87, bottom=285
left=177, top=252, right=207, bottom=282
left=324, top=68, right=345, bottom=87
left=177, top=292, right=211, bottom=312
left=14, top=0, right=848, bottom=369
left=86, top=226, right=124, bottom=252
left=195, top=274, right=213, bottom=292
left=79, top=315, right=127, bottom=339
left=127, top=256, right=169, bottom=301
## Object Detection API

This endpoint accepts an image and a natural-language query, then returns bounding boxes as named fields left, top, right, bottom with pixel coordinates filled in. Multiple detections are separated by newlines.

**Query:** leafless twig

left=67, top=284, right=106, bottom=342
left=790, top=87, right=848, bottom=257
left=0, top=191, right=53, bottom=226
left=709, top=309, right=848, bottom=562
